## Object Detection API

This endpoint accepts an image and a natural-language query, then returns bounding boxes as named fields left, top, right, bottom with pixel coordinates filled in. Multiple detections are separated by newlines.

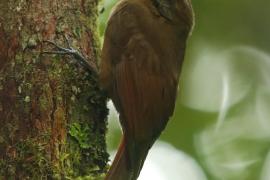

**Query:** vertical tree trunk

left=0, top=0, right=108, bottom=179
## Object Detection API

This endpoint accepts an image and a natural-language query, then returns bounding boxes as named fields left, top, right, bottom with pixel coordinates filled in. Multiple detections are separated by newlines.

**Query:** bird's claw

left=42, top=35, right=98, bottom=76
left=43, top=35, right=76, bottom=55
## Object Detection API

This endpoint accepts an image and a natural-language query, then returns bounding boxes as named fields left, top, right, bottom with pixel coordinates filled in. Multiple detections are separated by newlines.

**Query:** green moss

left=61, top=62, right=109, bottom=177
left=0, top=138, right=53, bottom=178
left=69, top=123, right=92, bottom=149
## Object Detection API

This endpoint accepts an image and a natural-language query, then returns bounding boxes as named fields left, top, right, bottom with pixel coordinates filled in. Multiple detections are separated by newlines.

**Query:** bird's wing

left=100, top=2, right=178, bottom=141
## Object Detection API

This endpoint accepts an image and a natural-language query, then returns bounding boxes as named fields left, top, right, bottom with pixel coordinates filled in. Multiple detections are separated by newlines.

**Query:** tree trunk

left=0, top=0, right=108, bottom=179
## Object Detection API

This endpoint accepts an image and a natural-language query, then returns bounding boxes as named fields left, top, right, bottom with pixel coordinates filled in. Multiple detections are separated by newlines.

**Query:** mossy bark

left=0, top=0, right=108, bottom=179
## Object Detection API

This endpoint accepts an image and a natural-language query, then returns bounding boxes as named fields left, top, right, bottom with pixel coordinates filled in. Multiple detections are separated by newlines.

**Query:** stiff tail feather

left=105, top=136, right=150, bottom=180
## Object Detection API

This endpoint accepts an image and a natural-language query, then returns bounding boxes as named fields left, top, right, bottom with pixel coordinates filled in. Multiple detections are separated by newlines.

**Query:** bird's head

left=153, top=0, right=194, bottom=33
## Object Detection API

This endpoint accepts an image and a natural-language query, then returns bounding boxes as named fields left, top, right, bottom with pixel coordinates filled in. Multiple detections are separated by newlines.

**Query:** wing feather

left=100, top=2, right=178, bottom=142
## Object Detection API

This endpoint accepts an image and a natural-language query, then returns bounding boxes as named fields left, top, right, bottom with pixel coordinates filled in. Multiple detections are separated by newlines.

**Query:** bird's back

left=100, top=0, right=193, bottom=142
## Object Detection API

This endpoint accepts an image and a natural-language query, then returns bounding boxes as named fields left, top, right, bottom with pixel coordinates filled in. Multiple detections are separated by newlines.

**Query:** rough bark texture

left=0, top=0, right=108, bottom=179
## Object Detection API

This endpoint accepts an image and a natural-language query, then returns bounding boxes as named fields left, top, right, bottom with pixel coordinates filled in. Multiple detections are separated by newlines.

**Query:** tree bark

left=0, top=0, right=108, bottom=179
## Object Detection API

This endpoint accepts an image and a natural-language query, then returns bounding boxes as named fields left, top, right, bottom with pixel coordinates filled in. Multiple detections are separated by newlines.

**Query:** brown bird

left=100, top=0, right=194, bottom=179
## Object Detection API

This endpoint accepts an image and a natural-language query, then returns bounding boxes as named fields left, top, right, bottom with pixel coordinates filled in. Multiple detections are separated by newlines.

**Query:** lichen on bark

left=0, top=0, right=108, bottom=179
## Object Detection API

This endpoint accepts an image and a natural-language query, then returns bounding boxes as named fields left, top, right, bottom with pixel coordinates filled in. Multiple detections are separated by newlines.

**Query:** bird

left=99, top=0, right=194, bottom=179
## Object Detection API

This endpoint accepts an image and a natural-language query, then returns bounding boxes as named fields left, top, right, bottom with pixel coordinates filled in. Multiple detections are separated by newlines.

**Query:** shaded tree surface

left=0, top=0, right=108, bottom=179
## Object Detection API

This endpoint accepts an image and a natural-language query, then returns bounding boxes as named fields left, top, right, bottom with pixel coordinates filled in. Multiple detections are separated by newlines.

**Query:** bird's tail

left=105, top=136, right=150, bottom=180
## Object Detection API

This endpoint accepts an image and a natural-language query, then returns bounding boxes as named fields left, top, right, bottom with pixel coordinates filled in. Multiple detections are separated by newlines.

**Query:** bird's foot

left=42, top=35, right=98, bottom=76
